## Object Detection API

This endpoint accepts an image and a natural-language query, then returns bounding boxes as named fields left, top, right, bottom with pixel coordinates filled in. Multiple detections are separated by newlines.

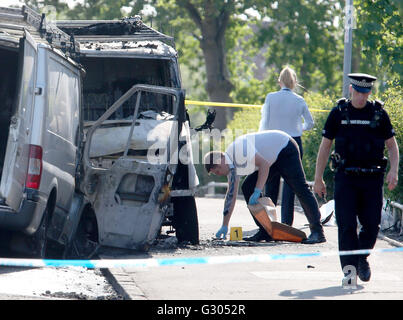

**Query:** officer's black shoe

left=301, top=229, right=326, bottom=244
left=243, top=229, right=273, bottom=242
left=357, top=257, right=371, bottom=282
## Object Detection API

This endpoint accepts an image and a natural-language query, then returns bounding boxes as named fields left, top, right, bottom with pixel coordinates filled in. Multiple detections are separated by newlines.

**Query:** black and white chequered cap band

left=350, top=78, right=374, bottom=87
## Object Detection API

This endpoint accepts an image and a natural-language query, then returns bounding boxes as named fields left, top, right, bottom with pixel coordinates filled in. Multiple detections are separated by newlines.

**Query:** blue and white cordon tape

left=0, top=247, right=402, bottom=269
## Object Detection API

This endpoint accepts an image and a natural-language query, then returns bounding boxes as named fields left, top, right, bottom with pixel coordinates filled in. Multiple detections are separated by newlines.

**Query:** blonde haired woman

left=259, top=66, right=314, bottom=226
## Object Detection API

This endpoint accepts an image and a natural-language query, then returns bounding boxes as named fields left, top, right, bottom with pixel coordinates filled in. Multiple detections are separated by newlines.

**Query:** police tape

left=184, top=99, right=329, bottom=113
left=0, top=246, right=402, bottom=269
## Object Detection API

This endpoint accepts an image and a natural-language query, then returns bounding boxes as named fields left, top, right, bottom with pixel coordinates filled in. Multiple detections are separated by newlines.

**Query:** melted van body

left=57, top=17, right=200, bottom=253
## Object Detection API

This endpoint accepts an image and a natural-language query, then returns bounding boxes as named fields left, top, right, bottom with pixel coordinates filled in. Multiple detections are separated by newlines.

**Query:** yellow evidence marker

left=230, top=227, right=243, bottom=241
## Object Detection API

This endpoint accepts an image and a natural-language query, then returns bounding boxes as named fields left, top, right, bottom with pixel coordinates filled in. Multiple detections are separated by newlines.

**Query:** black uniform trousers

left=264, top=136, right=303, bottom=225
left=334, top=171, right=384, bottom=270
left=242, top=138, right=322, bottom=232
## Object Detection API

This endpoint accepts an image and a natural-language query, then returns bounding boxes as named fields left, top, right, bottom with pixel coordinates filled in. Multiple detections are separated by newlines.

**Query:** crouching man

left=204, top=130, right=326, bottom=244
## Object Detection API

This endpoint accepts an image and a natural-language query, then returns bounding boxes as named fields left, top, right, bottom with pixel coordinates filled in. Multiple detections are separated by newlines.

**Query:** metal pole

left=342, top=0, right=354, bottom=98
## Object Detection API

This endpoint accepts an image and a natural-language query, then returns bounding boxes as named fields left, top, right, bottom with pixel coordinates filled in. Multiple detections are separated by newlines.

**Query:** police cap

left=348, top=73, right=377, bottom=93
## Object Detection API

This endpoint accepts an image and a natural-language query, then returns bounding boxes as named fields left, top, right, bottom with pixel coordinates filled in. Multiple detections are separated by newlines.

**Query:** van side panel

left=40, top=50, right=80, bottom=217
left=0, top=32, right=37, bottom=211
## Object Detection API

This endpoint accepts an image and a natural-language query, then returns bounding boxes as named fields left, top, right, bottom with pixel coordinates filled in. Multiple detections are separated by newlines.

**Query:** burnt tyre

left=28, top=205, right=62, bottom=259
left=172, top=196, right=199, bottom=245
left=32, top=206, right=50, bottom=258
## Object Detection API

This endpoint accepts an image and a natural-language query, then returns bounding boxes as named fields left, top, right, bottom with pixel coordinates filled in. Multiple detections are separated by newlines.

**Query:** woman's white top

left=258, top=88, right=314, bottom=137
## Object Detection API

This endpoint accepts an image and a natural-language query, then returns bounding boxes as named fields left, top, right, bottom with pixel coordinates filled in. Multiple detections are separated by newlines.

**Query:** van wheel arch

left=46, top=188, right=57, bottom=226
left=33, top=188, right=64, bottom=258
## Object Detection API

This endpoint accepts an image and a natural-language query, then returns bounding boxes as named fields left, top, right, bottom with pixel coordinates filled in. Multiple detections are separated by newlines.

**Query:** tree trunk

left=181, top=0, right=234, bottom=130
left=200, top=28, right=234, bottom=130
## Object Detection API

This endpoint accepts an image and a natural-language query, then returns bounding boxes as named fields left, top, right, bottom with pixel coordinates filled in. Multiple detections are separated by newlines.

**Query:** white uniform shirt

left=259, top=88, right=314, bottom=137
left=225, top=130, right=290, bottom=176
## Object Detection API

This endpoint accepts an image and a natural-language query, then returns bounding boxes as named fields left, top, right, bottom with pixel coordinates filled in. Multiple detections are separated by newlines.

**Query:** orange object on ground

left=271, top=222, right=306, bottom=242
left=247, top=199, right=307, bottom=243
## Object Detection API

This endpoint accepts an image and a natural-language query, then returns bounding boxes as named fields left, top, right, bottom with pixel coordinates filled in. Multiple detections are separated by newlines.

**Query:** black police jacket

left=322, top=99, right=395, bottom=168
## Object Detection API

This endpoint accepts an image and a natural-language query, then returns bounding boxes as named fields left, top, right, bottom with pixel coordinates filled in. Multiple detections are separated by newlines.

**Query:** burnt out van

left=56, top=17, right=200, bottom=254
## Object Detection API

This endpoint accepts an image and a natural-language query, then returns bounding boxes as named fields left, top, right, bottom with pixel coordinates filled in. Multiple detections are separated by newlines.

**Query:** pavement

left=104, top=197, right=403, bottom=300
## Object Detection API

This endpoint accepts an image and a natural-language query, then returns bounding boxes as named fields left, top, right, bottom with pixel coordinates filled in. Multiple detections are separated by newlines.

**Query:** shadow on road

left=279, top=285, right=365, bottom=299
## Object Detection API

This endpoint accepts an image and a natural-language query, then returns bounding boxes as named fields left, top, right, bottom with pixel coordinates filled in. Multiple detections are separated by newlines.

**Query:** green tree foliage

left=354, top=0, right=403, bottom=84
left=224, top=107, right=260, bottom=145
left=301, top=92, right=337, bottom=199
left=146, top=0, right=295, bottom=130
left=24, top=0, right=145, bottom=19
left=377, top=82, right=403, bottom=202
left=23, top=0, right=69, bottom=18
left=253, top=0, right=344, bottom=93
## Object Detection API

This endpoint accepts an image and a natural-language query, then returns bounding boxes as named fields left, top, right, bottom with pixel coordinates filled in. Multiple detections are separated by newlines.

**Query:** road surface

left=104, top=197, right=403, bottom=300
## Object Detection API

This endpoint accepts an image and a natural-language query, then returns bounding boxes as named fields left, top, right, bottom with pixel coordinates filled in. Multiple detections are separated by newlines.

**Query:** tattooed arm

left=222, top=168, right=240, bottom=227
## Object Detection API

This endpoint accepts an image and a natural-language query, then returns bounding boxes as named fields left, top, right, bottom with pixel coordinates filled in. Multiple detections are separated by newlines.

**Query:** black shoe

left=243, top=229, right=273, bottom=242
left=301, top=230, right=326, bottom=244
left=357, top=257, right=371, bottom=282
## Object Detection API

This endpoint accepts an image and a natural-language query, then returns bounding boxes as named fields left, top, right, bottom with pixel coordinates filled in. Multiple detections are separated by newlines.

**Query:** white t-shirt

left=225, top=130, right=290, bottom=176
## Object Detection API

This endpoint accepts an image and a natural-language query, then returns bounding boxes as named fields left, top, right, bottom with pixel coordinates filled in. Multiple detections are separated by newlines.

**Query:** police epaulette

left=373, top=99, right=384, bottom=108
left=336, top=98, right=348, bottom=111
left=370, top=100, right=384, bottom=128
left=337, top=97, right=348, bottom=105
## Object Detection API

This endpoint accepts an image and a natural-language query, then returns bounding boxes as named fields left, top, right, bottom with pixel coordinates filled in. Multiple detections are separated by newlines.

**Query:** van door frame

left=0, top=29, right=37, bottom=211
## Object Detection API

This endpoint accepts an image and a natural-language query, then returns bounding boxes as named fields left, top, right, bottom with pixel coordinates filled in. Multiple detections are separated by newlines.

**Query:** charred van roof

left=56, top=17, right=177, bottom=59
left=57, top=17, right=174, bottom=44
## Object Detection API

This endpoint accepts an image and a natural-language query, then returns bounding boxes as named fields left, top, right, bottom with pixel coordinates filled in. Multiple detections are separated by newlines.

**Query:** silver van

left=0, top=6, right=82, bottom=257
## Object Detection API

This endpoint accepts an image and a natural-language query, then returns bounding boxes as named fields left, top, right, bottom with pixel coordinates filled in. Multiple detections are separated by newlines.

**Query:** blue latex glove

left=248, top=187, right=262, bottom=205
left=215, top=225, right=228, bottom=239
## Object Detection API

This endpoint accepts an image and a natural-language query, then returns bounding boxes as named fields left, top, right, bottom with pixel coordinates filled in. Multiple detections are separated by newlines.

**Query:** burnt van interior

left=0, top=46, right=19, bottom=179
left=81, top=57, right=176, bottom=122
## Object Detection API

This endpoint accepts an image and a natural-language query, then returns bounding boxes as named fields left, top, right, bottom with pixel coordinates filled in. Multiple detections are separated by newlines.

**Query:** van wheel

left=32, top=206, right=51, bottom=259
left=30, top=206, right=65, bottom=259
left=0, top=231, right=13, bottom=255
left=172, top=196, right=199, bottom=245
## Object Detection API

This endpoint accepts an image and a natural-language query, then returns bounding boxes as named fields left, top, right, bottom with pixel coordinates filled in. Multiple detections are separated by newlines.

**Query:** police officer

left=314, top=73, right=399, bottom=283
